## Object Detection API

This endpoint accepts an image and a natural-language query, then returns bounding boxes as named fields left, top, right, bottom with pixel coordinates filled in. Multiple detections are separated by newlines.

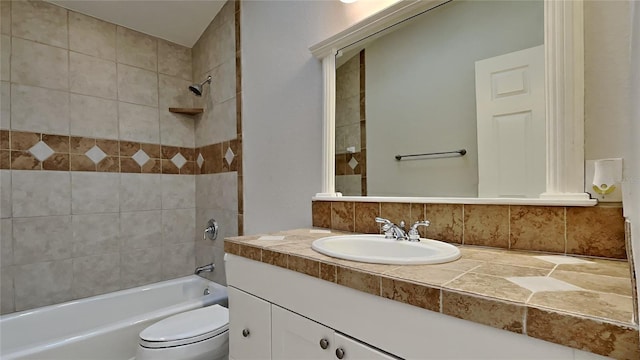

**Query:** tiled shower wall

left=335, top=51, right=365, bottom=196
left=191, top=1, right=241, bottom=286
left=0, top=0, right=198, bottom=314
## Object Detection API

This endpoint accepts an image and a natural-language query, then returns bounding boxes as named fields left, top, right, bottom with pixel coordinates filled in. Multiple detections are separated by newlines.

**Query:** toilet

left=136, top=305, right=229, bottom=360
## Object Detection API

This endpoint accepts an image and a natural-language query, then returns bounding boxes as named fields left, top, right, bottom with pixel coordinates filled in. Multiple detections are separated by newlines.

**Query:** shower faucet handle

left=204, top=219, right=218, bottom=241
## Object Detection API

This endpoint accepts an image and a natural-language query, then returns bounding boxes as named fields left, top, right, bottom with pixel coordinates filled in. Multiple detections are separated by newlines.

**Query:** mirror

left=311, top=0, right=591, bottom=204
left=335, top=0, right=546, bottom=197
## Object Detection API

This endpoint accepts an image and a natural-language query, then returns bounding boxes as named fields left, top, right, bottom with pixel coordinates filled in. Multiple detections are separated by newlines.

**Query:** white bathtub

left=0, top=275, right=227, bottom=360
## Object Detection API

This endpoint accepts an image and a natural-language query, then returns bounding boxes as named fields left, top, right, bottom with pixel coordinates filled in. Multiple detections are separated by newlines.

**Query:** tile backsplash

left=312, top=201, right=626, bottom=259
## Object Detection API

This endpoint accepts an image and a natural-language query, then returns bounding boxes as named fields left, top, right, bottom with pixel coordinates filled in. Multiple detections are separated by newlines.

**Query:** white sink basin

left=311, top=235, right=461, bottom=265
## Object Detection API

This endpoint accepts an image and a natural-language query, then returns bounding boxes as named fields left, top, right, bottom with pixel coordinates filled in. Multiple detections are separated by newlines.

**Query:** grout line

left=461, top=204, right=465, bottom=245
left=546, top=264, right=559, bottom=277
left=563, top=207, right=567, bottom=254
left=508, top=205, right=511, bottom=249
left=441, top=264, right=482, bottom=287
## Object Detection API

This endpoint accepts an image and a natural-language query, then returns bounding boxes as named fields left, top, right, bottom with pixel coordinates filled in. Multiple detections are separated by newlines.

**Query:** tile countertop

left=224, top=229, right=639, bottom=360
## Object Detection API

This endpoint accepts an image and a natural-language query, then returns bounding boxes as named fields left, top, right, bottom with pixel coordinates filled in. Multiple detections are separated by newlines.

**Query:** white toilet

left=136, top=305, right=229, bottom=360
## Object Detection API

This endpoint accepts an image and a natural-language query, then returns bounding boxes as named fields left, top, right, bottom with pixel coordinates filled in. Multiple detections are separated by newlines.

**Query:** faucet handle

left=408, top=220, right=431, bottom=241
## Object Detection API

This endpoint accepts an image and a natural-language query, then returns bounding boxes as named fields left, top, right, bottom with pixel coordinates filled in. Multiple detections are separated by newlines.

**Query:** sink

left=311, top=235, right=461, bottom=265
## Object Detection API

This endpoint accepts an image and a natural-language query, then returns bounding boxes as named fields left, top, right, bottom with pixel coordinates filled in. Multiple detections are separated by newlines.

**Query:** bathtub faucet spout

left=195, top=263, right=215, bottom=275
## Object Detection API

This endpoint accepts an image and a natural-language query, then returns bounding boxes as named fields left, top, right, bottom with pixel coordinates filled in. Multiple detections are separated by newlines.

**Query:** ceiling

left=47, top=0, right=226, bottom=47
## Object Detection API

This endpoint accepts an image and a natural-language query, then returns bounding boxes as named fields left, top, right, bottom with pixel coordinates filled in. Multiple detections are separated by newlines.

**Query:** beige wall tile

left=11, top=84, right=69, bottom=134
left=120, top=246, right=163, bottom=289
left=425, top=204, right=463, bottom=243
left=71, top=172, right=120, bottom=214
left=116, top=26, right=157, bottom=71
left=1, top=81, right=10, bottom=129
left=12, top=170, right=70, bottom=217
left=1, top=34, right=9, bottom=81
left=0, top=266, right=14, bottom=314
left=1, top=218, right=12, bottom=266
left=72, top=252, right=120, bottom=298
left=11, top=38, right=68, bottom=90
left=70, top=52, right=117, bottom=100
left=380, top=202, right=411, bottom=227
left=71, top=213, right=120, bottom=257
left=121, top=210, right=162, bottom=250
left=12, top=215, right=72, bottom=265
left=161, top=242, right=195, bottom=279
left=119, top=173, right=162, bottom=211
left=211, top=59, right=236, bottom=103
left=118, top=102, right=159, bottom=143
left=161, top=174, right=195, bottom=209
left=158, top=39, right=192, bottom=81
left=464, top=205, right=509, bottom=248
left=510, top=206, right=565, bottom=253
left=159, top=74, right=195, bottom=147
left=442, top=291, right=525, bottom=333
left=69, top=94, right=118, bottom=139
left=566, top=206, right=625, bottom=258
left=1, top=0, right=10, bottom=35
left=162, top=208, right=196, bottom=245
left=12, top=0, right=67, bottom=48
left=210, top=20, right=235, bottom=71
left=0, top=170, right=10, bottom=218
left=69, top=12, right=116, bottom=60
left=196, top=96, right=236, bottom=147
left=117, top=64, right=158, bottom=107
left=526, top=307, right=639, bottom=359
left=13, top=259, right=73, bottom=311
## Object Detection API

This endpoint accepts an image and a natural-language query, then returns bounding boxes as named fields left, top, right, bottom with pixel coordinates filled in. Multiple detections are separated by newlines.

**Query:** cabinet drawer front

left=272, top=305, right=334, bottom=359
left=229, top=286, right=272, bottom=359
left=334, top=333, right=398, bottom=360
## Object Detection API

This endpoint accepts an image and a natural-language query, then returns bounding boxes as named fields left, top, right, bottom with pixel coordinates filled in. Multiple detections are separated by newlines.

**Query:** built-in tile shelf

left=168, top=108, right=204, bottom=115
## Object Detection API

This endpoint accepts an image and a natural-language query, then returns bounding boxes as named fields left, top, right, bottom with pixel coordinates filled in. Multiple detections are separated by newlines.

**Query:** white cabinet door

left=272, top=305, right=334, bottom=360
left=228, top=286, right=272, bottom=360
left=334, top=333, right=398, bottom=360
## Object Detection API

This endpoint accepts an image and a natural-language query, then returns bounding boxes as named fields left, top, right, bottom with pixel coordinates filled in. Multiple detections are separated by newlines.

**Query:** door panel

left=228, top=286, right=271, bottom=360
left=271, top=305, right=334, bottom=360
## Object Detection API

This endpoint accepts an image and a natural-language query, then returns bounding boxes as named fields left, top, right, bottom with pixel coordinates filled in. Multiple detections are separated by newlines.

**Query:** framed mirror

left=310, top=0, right=594, bottom=205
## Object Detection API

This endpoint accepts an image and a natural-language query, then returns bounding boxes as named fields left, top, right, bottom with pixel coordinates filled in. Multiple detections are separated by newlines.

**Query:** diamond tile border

left=0, top=129, right=235, bottom=176
left=28, top=141, right=54, bottom=162
left=506, top=276, right=584, bottom=293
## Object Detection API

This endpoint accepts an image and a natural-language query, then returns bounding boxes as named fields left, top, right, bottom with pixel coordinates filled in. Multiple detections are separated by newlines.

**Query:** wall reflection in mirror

left=334, top=0, right=544, bottom=198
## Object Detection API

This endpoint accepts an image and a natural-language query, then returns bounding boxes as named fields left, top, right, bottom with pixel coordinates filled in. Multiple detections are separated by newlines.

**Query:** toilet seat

left=139, top=305, right=229, bottom=349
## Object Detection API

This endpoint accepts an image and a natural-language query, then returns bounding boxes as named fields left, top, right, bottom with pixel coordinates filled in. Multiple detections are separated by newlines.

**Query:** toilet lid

left=139, top=305, right=229, bottom=348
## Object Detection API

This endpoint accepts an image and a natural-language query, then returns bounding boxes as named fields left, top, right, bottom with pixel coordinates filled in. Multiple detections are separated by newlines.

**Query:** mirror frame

left=310, top=0, right=596, bottom=205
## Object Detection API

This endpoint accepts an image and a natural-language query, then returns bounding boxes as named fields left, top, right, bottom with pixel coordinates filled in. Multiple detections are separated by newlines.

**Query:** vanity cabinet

left=272, top=305, right=396, bottom=360
left=229, top=286, right=397, bottom=359
left=228, top=287, right=271, bottom=360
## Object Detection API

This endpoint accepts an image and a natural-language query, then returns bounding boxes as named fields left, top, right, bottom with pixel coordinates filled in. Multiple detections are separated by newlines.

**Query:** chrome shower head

left=189, top=75, right=212, bottom=96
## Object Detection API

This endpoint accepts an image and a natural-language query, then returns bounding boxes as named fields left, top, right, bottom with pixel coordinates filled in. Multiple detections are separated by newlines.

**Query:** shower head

left=189, top=75, right=212, bottom=96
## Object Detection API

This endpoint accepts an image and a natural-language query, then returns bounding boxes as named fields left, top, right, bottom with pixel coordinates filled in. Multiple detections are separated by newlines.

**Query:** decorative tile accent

left=348, top=157, right=358, bottom=170
left=535, top=255, right=595, bottom=265
left=84, top=145, right=107, bottom=164
left=224, top=147, right=234, bottom=165
left=171, top=153, right=187, bottom=169
left=506, top=276, right=583, bottom=293
left=28, top=141, right=54, bottom=162
left=566, top=206, right=626, bottom=259
left=131, top=149, right=150, bottom=167
left=196, top=153, right=204, bottom=168
left=510, top=206, right=565, bottom=252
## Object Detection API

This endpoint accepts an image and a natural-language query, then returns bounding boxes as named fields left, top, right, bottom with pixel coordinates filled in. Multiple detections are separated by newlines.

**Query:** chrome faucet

left=195, top=263, right=215, bottom=275
left=375, top=217, right=430, bottom=242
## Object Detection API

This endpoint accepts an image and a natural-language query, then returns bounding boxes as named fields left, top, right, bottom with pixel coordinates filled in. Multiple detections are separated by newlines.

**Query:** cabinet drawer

left=229, top=286, right=272, bottom=359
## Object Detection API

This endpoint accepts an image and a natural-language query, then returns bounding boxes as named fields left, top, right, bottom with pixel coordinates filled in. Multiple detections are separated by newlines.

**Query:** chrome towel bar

left=395, top=149, right=467, bottom=161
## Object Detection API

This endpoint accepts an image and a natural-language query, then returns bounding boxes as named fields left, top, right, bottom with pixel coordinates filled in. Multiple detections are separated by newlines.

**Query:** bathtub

left=0, top=275, right=227, bottom=360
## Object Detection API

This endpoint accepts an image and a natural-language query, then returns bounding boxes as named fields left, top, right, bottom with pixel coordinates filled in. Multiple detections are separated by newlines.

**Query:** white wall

left=627, top=0, right=640, bottom=322
left=366, top=0, right=543, bottom=197
left=241, top=1, right=396, bottom=234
